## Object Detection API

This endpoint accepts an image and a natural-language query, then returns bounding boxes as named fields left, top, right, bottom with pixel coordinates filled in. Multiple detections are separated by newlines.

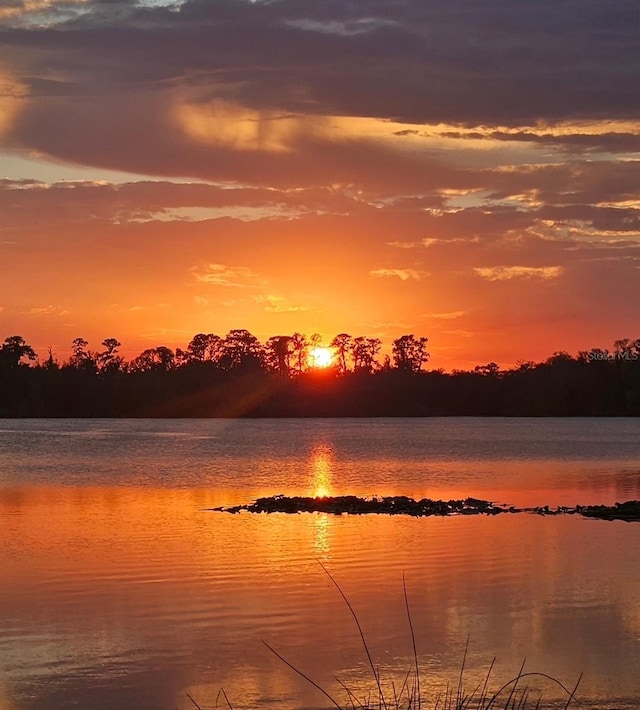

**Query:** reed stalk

left=212, top=563, right=581, bottom=710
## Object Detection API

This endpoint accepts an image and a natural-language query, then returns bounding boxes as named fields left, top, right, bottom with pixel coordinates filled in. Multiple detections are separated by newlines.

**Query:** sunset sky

left=1, top=0, right=639, bottom=370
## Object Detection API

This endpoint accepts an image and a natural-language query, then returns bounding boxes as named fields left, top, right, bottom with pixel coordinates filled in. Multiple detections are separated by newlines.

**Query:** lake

left=0, top=418, right=639, bottom=710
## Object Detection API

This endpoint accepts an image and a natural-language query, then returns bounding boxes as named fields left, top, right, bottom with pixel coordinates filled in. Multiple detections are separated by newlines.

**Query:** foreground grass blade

left=262, top=639, right=343, bottom=710
left=318, top=558, right=389, bottom=710
left=403, top=572, right=421, bottom=710
left=214, top=687, right=234, bottom=709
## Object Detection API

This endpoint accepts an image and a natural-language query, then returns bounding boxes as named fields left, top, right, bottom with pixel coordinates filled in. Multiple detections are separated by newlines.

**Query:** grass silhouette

left=201, top=561, right=582, bottom=710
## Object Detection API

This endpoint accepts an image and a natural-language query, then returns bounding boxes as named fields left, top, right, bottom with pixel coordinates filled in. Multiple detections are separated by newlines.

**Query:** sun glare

left=309, top=346, right=333, bottom=369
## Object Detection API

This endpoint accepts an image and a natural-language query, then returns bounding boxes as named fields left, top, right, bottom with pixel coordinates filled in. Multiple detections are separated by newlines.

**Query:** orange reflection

left=308, top=443, right=335, bottom=559
left=309, top=442, right=334, bottom=498
left=312, top=512, right=331, bottom=560
left=1, top=484, right=639, bottom=708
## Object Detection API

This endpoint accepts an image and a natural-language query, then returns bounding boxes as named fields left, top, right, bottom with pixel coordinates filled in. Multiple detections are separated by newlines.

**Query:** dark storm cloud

left=49, top=0, right=640, bottom=123
left=1, top=0, right=638, bottom=177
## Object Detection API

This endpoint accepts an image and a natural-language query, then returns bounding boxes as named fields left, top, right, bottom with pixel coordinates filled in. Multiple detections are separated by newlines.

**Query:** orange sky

left=0, top=0, right=639, bottom=370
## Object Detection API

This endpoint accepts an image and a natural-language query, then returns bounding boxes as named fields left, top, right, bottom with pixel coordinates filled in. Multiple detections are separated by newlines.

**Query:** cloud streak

left=370, top=268, right=426, bottom=281
left=190, top=263, right=264, bottom=288
left=423, top=311, right=466, bottom=320
left=473, top=266, right=565, bottom=281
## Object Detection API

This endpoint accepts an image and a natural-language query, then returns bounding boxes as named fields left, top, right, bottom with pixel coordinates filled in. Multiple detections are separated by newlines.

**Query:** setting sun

left=309, top=346, right=334, bottom=369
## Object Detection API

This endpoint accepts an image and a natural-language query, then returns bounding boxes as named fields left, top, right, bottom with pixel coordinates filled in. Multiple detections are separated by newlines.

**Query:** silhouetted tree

left=179, top=333, right=223, bottom=364
left=0, top=335, right=37, bottom=369
left=2, top=328, right=640, bottom=417
left=392, top=334, right=429, bottom=372
left=129, top=346, right=175, bottom=372
left=156, top=346, right=175, bottom=370
left=351, top=336, right=381, bottom=373
left=42, top=346, right=59, bottom=371
left=265, top=335, right=293, bottom=376
left=96, top=338, right=124, bottom=374
left=68, top=337, right=97, bottom=372
left=545, top=351, right=575, bottom=366
left=613, top=338, right=638, bottom=362
left=474, top=362, right=500, bottom=376
left=290, top=332, right=309, bottom=375
left=330, top=333, right=352, bottom=374
left=219, top=329, right=264, bottom=371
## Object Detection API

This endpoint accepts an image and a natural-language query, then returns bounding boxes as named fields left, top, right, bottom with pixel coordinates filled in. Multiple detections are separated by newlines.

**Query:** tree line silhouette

left=1, top=331, right=639, bottom=417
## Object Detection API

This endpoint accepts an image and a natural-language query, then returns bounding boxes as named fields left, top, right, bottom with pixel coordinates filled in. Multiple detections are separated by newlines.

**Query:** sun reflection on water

left=312, top=512, right=331, bottom=560
left=309, top=442, right=335, bottom=499
left=309, top=442, right=335, bottom=559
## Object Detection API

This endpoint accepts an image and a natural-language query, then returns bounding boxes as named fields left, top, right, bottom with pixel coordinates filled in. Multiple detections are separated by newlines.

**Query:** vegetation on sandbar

left=212, top=495, right=640, bottom=521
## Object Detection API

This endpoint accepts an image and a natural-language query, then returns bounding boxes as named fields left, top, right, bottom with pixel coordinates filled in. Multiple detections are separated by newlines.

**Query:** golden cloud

left=0, top=70, right=28, bottom=136
left=174, top=100, right=317, bottom=154
left=0, top=0, right=90, bottom=25
left=25, top=304, right=65, bottom=316
left=386, top=240, right=418, bottom=249
left=369, top=268, right=427, bottom=280
left=255, top=294, right=309, bottom=313
left=472, top=265, right=564, bottom=281
left=190, top=263, right=264, bottom=288
left=423, top=310, right=466, bottom=320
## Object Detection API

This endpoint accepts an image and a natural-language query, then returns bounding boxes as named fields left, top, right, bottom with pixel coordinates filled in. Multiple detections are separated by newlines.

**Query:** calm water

left=0, top=418, right=639, bottom=710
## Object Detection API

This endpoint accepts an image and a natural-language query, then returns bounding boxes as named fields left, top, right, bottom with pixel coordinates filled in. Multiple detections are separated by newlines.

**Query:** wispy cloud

left=369, top=268, right=427, bottom=281
left=581, top=255, right=640, bottom=263
left=423, top=310, right=466, bottom=320
left=191, top=263, right=264, bottom=288
left=255, top=295, right=308, bottom=313
left=25, top=304, right=66, bottom=316
left=472, top=266, right=564, bottom=281
left=0, top=0, right=93, bottom=28
left=386, top=240, right=418, bottom=249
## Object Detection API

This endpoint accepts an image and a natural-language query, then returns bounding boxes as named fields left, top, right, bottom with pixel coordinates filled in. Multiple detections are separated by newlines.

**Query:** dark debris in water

left=210, top=496, right=640, bottom=521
